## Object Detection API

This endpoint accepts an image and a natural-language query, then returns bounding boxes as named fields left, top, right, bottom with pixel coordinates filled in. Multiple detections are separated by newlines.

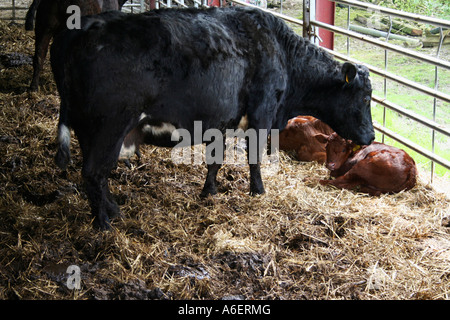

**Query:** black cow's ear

left=342, top=62, right=357, bottom=84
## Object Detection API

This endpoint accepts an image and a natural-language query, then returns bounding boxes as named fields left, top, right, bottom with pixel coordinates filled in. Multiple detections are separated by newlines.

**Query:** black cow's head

left=325, top=62, right=375, bottom=146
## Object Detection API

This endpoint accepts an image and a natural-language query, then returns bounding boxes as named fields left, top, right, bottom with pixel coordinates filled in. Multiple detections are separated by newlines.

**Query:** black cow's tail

left=55, top=117, right=71, bottom=170
left=51, top=26, right=74, bottom=171
left=25, top=0, right=40, bottom=31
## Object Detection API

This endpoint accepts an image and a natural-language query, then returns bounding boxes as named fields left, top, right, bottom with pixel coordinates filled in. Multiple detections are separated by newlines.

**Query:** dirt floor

left=1, top=14, right=450, bottom=301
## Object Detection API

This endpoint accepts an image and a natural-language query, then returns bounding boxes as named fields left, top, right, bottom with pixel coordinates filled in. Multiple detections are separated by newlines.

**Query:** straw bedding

left=1, top=20, right=450, bottom=300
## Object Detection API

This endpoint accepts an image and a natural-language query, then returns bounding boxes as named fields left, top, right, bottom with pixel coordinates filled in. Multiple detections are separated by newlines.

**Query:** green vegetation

left=375, top=0, right=450, bottom=20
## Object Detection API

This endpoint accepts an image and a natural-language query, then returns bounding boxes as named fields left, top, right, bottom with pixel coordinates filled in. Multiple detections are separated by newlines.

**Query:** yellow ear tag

left=346, top=74, right=350, bottom=83
left=353, top=145, right=361, bottom=152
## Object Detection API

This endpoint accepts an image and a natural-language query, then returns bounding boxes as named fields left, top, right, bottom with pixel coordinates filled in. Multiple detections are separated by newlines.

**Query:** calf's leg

left=320, top=160, right=383, bottom=195
left=320, top=171, right=363, bottom=192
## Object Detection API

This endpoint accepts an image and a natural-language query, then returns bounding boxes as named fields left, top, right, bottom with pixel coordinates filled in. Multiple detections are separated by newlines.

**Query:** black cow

left=51, top=7, right=375, bottom=229
left=25, top=0, right=127, bottom=91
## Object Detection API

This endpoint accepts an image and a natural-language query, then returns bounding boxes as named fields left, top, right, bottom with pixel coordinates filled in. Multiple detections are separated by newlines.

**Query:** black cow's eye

left=363, top=96, right=371, bottom=105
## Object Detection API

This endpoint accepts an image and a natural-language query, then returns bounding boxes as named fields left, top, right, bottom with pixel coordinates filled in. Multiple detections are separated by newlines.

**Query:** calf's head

left=318, top=133, right=354, bottom=171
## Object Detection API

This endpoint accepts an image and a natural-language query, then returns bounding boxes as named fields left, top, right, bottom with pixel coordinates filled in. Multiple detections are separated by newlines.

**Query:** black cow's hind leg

left=30, top=27, right=52, bottom=91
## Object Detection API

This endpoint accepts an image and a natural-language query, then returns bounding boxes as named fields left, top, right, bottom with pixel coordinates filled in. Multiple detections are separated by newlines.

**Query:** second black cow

left=25, top=0, right=127, bottom=91
left=51, top=7, right=375, bottom=229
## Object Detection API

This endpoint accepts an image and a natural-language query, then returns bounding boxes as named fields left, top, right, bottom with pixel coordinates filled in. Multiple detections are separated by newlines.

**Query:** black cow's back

left=54, top=7, right=288, bottom=144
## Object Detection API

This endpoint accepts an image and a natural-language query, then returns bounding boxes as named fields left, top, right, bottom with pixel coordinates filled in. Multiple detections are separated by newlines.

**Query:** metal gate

left=0, top=0, right=147, bottom=21
left=0, top=0, right=30, bottom=22
left=122, top=0, right=147, bottom=12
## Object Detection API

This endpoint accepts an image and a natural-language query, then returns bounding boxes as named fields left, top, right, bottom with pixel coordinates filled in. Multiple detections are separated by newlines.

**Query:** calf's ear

left=342, top=62, right=357, bottom=84
left=314, top=133, right=329, bottom=144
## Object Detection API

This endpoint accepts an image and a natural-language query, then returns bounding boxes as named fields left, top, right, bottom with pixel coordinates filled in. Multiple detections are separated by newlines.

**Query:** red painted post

left=315, top=0, right=335, bottom=50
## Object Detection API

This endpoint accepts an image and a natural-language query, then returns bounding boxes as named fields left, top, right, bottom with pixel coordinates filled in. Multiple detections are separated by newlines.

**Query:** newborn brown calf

left=319, top=133, right=417, bottom=196
left=279, top=116, right=335, bottom=163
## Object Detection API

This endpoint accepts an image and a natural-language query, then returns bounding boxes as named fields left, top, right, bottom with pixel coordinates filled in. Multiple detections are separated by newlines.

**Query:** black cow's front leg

left=249, top=163, right=265, bottom=195
left=246, top=131, right=266, bottom=196
left=201, top=163, right=222, bottom=197
left=200, top=139, right=225, bottom=197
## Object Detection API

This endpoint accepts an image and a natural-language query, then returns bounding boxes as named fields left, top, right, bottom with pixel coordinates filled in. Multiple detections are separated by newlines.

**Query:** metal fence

left=0, top=0, right=30, bottom=21
left=122, top=0, right=147, bottom=12
left=0, top=0, right=147, bottom=21
left=156, top=0, right=209, bottom=9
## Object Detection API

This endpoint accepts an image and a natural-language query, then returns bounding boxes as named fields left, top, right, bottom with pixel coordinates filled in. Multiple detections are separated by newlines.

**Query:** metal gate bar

left=371, top=95, right=450, bottom=138
left=332, top=0, right=450, bottom=29
left=323, top=47, right=450, bottom=104
left=311, top=19, right=450, bottom=70
left=373, top=123, right=450, bottom=170
left=231, top=0, right=304, bottom=26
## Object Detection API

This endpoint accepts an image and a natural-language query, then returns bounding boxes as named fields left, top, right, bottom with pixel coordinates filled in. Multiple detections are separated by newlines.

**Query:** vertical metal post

left=12, top=0, right=16, bottom=22
left=431, top=27, right=444, bottom=183
left=346, top=5, right=350, bottom=56
left=431, top=65, right=437, bottom=183
left=303, top=0, right=311, bottom=39
left=382, top=17, right=392, bottom=144
left=315, top=0, right=335, bottom=49
left=381, top=51, right=387, bottom=144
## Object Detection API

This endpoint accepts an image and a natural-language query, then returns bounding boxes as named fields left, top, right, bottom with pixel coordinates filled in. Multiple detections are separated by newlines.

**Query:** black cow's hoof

left=200, top=186, right=217, bottom=198
left=249, top=187, right=265, bottom=196
left=106, top=199, right=120, bottom=219
left=250, top=180, right=265, bottom=196
left=93, top=214, right=112, bottom=231
left=28, top=85, right=38, bottom=93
